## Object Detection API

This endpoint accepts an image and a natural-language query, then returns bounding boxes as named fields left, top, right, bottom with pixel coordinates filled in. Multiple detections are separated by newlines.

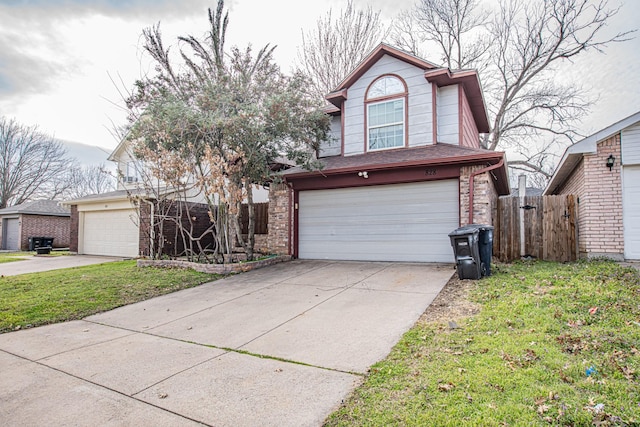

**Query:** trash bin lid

left=448, top=225, right=481, bottom=237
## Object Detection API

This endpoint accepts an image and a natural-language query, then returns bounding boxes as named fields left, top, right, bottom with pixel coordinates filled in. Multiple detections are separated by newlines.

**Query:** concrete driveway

left=0, top=260, right=454, bottom=426
left=0, top=254, right=124, bottom=276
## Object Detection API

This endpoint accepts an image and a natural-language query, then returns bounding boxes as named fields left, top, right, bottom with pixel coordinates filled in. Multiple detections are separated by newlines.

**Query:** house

left=268, top=44, right=510, bottom=263
left=66, top=138, right=270, bottom=258
left=544, top=111, right=640, bottom=260
left=0, top=200, right=70, bottom=251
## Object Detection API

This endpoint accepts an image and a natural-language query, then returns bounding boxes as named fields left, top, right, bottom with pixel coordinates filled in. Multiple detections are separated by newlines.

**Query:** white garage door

left=623, top=165, right=640, bottom=259
left=3, top=218, right=19, bottom=251
left=82, top=209, right=139, bottom=257
left=299, top=180, right=459, bottom=262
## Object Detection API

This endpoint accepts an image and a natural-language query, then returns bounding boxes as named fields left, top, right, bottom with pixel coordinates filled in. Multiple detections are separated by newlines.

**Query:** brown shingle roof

left=282, top=144, right=504, bottom=177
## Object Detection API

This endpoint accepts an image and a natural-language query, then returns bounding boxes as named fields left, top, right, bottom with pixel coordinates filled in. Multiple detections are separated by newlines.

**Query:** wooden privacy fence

left=240, top=202, right=269, bottom=235
left=495, top=195, right=577, bottom=262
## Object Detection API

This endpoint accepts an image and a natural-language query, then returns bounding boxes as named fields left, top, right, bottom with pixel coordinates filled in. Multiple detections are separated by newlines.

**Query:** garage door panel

left=4, top=218, right=19, bottom=251
left=299, top=180, right=459, bottom=263
left=624, top=166, right=640, bottom=259
left=82, top=209, right=139, bottom=257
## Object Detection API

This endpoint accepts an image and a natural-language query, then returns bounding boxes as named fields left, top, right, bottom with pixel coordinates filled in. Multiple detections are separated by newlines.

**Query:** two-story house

left=66, top=139, right=269, bottom=258
left=268, top=44, right=509, bottom=263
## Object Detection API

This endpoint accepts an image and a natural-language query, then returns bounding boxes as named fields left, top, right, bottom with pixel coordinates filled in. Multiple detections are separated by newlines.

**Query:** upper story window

left=124, top=160, right=142, bottom=183
left=366, top=75, right=407, bottom=151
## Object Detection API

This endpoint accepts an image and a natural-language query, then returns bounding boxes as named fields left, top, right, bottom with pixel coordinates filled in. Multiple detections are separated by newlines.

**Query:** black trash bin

left=28, top=237, right=43, bottom=251
left=476, top=225, right=494, bottom=277
left=42, top=237, right=54, bottom=248
left=449, top=225, right=482, bottom=280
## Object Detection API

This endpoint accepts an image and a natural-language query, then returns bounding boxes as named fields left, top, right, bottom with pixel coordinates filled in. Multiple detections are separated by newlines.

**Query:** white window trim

left=367, top=98, right=405, bottom=152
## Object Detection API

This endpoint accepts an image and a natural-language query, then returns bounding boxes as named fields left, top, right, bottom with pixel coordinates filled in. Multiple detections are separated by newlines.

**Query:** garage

left=623, top=165, right=640, bottom=259
left=2, top=218, right=19, bottom=251
left=298, top=180, right=459, bottom=262
left=81, top=208, right=139, bottom=257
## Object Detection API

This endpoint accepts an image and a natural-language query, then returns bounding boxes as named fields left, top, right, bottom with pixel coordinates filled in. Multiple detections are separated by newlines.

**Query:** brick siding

left=69, top=205, right=79, bottom=252
left=459, top=165, right=498, bottom=226
left=19, top=214, right=70, bottom=250
left=583, top=135, right=623, bottom=257
left=554, top=134, right=623, bottom=258
left=267, top=183, right=291, bottom=255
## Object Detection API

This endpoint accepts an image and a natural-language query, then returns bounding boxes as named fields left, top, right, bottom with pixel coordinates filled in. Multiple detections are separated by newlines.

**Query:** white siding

left=623, top=165, right=640, bottom=259
left=342, top=54, right=434, bottom=156
left=319, top=116, right=342, bottom=157
left=622, top=122, right=640, bottom=165
left=437, top=85, right=459, bottom=144
left=298, top=180, right=459, bottom=262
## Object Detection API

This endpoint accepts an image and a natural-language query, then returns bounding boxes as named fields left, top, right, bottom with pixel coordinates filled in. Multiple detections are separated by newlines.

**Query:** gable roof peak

left=330, top=43, right=442, bottom=93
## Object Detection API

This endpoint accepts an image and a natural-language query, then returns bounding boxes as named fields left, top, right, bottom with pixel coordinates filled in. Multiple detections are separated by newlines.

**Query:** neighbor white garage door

left=298, top=180, right=459, bottom=262
left=623, top=165, right=640, bottom=259
left=82, top=209, right=139, bottom=257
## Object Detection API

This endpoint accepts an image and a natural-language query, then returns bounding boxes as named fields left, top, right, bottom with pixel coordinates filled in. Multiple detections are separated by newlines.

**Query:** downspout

left=468, top=158, right=504, bottom=225
left=142, top=199, right=155, bottom=257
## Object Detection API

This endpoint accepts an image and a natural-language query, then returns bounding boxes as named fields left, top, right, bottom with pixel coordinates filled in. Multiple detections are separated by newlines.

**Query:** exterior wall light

left=606, top=154, right=615, bottom=171
left=358, top=171, right=369, bottom=179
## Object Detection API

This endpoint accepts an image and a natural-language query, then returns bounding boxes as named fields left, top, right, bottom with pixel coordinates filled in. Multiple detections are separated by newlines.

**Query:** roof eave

left=424, top=68, right=490, bottom=133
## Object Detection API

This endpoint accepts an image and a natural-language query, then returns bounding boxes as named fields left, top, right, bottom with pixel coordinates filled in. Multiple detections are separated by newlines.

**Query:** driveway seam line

left=236, top=263, right=390, bottom=349
left=0, top=348, right=211, bottom=427
left=122, top=261, right=333, bottom=332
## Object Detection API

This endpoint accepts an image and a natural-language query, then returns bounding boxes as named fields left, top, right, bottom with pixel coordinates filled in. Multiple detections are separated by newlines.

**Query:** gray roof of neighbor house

left=545, top=110, right=640, bottom=195
left=0, top=200, right=70, bottom=217
left=62, top=189, right=147, bottom=205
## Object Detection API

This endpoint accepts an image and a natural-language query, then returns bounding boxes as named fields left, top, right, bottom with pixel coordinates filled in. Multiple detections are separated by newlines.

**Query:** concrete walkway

left=0, top=254, right=124, bottom=276
left=0, top=260, right=454, bottom=426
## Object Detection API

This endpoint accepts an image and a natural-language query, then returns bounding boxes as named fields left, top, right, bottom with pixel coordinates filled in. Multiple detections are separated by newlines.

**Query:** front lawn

left=0, top=252, right=32, bottom=264
left=326, top=260, right=640, bottom=426
left=0, top=260, right=220, bottom=333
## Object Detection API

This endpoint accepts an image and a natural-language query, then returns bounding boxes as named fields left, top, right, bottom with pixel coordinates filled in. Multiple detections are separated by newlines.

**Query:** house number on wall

left=425, top=169, right=437, bottom=176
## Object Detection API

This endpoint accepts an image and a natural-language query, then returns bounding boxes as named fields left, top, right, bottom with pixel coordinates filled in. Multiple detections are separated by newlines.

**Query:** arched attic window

left=365, top=75, right=407, bottom=151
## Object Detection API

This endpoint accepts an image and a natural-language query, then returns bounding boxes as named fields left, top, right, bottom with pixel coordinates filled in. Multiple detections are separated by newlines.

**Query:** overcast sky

left=0, top=0, right=638, bottom=155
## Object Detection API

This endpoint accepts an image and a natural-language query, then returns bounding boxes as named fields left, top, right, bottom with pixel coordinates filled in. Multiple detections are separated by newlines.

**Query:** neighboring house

left=0, top=200, right=70, bottom=251
left=544, top=111, right=640, bottom=260
left=268, top=44, right=510, bottom=263
left=66, top=138, right=269, bottom=258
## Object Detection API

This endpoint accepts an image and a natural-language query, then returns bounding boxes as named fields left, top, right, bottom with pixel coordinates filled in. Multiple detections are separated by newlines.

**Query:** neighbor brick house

left=268, top=44, right=510, bottom=263
left=0, top=200, right=70, bottom=250
left=545, top=111, right=640, bottom=260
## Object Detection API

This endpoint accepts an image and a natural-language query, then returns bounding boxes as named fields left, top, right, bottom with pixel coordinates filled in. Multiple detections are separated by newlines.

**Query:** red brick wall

left=20, top=214, right=70, bottom=250
left=460, top=165, right=498, bottom=226
left=582, top=134, right=623, bottom=257
left=70, top=206, right=78, bottom=253
left=267, top=183, right=291, bottom=255
left=556, top=134, right=623, bottom=258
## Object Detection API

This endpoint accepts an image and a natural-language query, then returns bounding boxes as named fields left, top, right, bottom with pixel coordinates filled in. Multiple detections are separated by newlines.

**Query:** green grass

left=0, top=260, right=220, bottom=333
left=325, top=260, right=640, bottom=426
left=0, top=250, right=71, bottom=264
left=0, top=252, right=32, bottom=264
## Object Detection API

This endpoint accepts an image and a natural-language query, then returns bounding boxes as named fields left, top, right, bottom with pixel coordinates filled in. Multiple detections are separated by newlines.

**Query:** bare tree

left=393, top=0, right=633, bottom=182
left=296, top=0, right=387, bottom=100
left=63, top=164, right=116, bottom=200
left=0, top=117, right=73, bottom=208
left=391, top=0, right=489, bottom=70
